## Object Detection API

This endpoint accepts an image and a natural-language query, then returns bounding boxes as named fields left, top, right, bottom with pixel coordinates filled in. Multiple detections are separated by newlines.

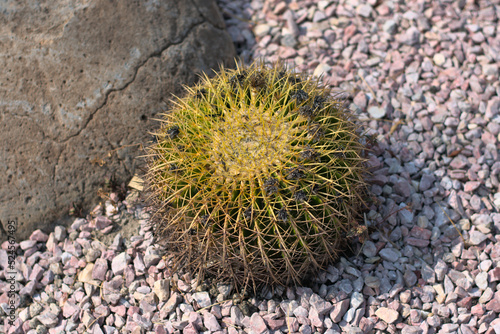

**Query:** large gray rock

left=0, top=0, right=236, bottom=241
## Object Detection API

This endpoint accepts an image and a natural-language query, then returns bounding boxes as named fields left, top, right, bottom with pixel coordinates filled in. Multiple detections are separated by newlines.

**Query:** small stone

left=111, top=252, right=131, bottom=275
left=362, top=240, right=377, bottom=257
left=192, top=291, right=211, bottom=309
left=30, top=229, right=49, bottom=242
left=434, top=260, right=448, bottom=282
left=419, top=174, right=435, bottom=191
left=273, top=1, right=288, bottom=15
left=310, top=293, right=333, bottom=315
left=133, top=313, right=152, bottom=330
left=364, top=276, right=380, bottom=288
left=485, top=291, right=500, bottom=312
left=367, top=106, right=386, bottom=119
left=427, top=315, right=441, bottom=327
left=330, top=299, right=350, bottom=322
left=400, top=26, right=420, bottom=46
left=153, top=279, right=170, bottom=302
left=350, top=292, right=363, bottom=310
left=356, top=4, right=372, bottom=17
left=54, top=225, right=67, bottom=241
left=394, top=180, right=412, bottom=198
left=433, top=53, right=445, bottom=66
left=230, top=306, right=244, bottom=326
left=404, top=270, right=418, bottom=287
left=287, top=317, right=300, bottom=332
left=313, top=63, right=332, bottom=77
left=475, top=272, right=488, bottom=290
left=383, top=20, right=397, bottom=34
left=379, top=248, right=401, bottom=262
left=489, top=267, right=500, bottom=281
left=92, top=258, right=108, bottom=281
left=482, top=63, right=498, bottom=76
left=254, top=24, right=270, bottom=37
left=78, top=263, right=94, bottom=283
left=375, top=307, right=399, bottom=324
left=450, top=155, right=468, bottom=169
left=312, top=11, right=327, bottom=22
left=160, top=292, right=182, bottom=316
left=29, top=263, right=45, bottom=282
left=203, top=311, right=221, bottom=331
left=250, top=313, right=268, bottom=334
left=20, top=240, right=37, bottom=250
left=37, top=311, right=59, bottom=328
left=469, top=231, right=488, bottom=245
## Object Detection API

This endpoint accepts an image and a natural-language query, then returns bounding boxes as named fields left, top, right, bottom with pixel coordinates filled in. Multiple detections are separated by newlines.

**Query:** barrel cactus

left=145, top=61, right=371, bottom=289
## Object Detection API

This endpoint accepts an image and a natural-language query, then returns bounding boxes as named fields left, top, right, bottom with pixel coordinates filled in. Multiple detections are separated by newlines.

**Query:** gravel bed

left=2, top=0, right=500, bottom=333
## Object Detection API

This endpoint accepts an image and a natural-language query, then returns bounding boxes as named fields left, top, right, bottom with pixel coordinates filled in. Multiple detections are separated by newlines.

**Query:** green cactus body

left=146, top=61, right=370, bottom=288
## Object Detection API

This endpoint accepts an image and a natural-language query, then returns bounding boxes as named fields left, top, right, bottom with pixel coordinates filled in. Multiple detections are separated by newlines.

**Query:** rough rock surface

left=0, top=0, right=236, bottom=241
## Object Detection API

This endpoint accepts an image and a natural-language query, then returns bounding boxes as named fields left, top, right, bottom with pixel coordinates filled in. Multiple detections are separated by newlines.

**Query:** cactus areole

left=146, top=61, right=371, bottom=289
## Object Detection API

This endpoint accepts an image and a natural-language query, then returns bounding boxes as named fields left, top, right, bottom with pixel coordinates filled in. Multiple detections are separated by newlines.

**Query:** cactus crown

left=146, top=61, right=370, bottom=289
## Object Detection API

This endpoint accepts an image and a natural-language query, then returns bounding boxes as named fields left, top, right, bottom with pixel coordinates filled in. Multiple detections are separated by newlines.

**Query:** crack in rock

left=59, top=17, right=214, bottom=145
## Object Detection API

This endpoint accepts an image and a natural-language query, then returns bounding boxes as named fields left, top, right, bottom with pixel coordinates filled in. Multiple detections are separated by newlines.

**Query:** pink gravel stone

left=286, top=317, right=300, bottom=332
left=410, top=226, right=432, bottom=240
left=263, top=314, right=285, bottom=330
left=94, top=216, right=113, bottom=230
left=62, top=301, right=79, bottom=318
left=93, top=258, right=108, bottom=281
left=450, top=155, right=468, bottom=169
left=19, top=239, right=37, bottom=250
left=111, top=252, right=130, bottom=275
left=250, top=313, right=268, bottom=334
left=203, top=311, right=221, bottom=331
left=183, top=324, right=198, bottom=334
left=464, top=181, right=481, bottom=192
left=29, top=263, right=44, bottom=281
left=110, top=305, right=127, bottom=318
left=489, top=267, right=500, bottom=281
left=471, top=304, right=485, bottom=317
left=330, top=299, right=350, bottom=322
left=30, top=229, right=49, bottom=242
left=485, top=291, right=500, bottom=312
left=188, top=311, right=203, bottom=330
left=406, top=237, right=430, bottom=247
left=375, top=307, right=399, bottom=324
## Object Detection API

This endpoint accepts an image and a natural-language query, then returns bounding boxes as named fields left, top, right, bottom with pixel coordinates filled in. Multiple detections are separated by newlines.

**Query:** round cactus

left=145, top=61, right=371, bottom=288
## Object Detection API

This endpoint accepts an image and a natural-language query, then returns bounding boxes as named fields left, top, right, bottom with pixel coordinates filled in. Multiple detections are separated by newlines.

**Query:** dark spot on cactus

left=244, top=207, right=253, bottom=221
left=310, top=184, right=319, bottom=194
left=169, top=163, right=178, bottom=172
left=292, top=89, right=308, bottom=105
left=195, top=88, right=207, bottom=99
left=312, top=96, right=326, bottom=112
left=167, top=125, right=180, bottom=139
left=176, top=145, right=185, bottom=152
left=289, top=75, right=302, bottom=86
left=248, top=71, right=266, bottom=90
left=333, top=152, right=347, bottom=159
left=200, top=215, right=213, bottom=226
left=276, top=208, right=288, bottom=222
left=286, top=167, right=305, bottom=180
left=293, top=190, right=307, bottom=202
left=152, top=135, right=158, bottom=144
left=229, top=72, right=247, bottom=90
left=207, top=104, right=223, bottom=118
left=300, top=146, right=319, bottom=161
left=276, top=70, right=287, bottom=81
left=308, top=124, right=324, bottom=142
left=263, top=177, right=279, bottom=195
left=298, top=105, right=315, bottom=119
left=188, top=228, right=196, bottom=235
